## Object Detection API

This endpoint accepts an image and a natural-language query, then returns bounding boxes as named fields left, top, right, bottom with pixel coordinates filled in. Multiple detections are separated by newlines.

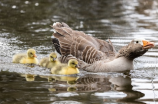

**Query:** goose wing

left=52, top=22, right=116, bottom=64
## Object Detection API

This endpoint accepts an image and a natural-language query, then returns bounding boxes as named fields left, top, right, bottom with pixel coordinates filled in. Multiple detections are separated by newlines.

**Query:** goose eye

left=50, top=56, right=53, bottom=58
left=136, top=41, right=139, bottom=43
left=72, top=63, right=75, bottom=65
left=30, top=52, right=33, bottom=54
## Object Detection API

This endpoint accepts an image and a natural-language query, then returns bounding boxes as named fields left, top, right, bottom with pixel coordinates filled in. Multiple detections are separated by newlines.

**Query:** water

left=0, top=0, right=158, bottom=104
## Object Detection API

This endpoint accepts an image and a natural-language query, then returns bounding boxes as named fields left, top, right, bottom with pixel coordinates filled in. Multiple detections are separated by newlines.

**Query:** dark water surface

left=0, top=0, right=158, bottom=104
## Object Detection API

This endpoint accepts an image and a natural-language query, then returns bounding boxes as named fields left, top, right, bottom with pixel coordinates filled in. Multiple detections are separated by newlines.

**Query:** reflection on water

left=0, top=72, right=146, bottom=104
left=21, top=74, right=36, bottom=82
left=0, top=0, right=158, bottom=104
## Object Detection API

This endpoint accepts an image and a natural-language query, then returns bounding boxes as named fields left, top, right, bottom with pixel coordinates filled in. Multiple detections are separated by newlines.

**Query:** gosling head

left=27, top=49, right=37, bottom=58
left=68, top=59, right=79, bottom=68
left=49, top=52, right=57, bottom=62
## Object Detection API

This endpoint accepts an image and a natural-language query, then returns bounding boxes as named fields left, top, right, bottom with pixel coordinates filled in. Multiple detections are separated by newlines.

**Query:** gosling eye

left=30, top=52, right=33, bottom=54
left=71, top=63, right=75, bottom=65
left=136, top=41, right=139, bottom=43
left=50, top=56, right=53, bottom=58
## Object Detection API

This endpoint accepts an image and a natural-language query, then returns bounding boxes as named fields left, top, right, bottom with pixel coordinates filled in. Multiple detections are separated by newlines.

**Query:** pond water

left=0, top=0, right=158, bottom=104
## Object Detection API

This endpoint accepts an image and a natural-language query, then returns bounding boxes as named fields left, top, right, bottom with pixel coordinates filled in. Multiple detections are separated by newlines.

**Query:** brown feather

left=51, top=22, right=153, bottom=72
left=52, top=22, right=116, bottom=64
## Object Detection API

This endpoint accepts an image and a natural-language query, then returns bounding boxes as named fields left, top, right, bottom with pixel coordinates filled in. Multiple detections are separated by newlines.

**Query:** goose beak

left=143, top=40, right=154, bottom=49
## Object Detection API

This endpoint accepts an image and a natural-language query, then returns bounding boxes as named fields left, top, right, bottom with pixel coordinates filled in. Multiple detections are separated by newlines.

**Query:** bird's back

left=52, top=22, right=116, bottom=64
left=20, top=56, right=38, bottom=64
left=51, top=64, right=67, bottom=74
left=39, top=57, right=49, bottom=67
left=12, top=53, right=27, bottom=63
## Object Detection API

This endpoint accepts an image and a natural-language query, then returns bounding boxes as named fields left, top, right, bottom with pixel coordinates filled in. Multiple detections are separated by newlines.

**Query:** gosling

left=51, top=59, right=79, bottom=75
left=12, top=48, right=38, bottom=64
left=39, top=52, right=60, bottom=69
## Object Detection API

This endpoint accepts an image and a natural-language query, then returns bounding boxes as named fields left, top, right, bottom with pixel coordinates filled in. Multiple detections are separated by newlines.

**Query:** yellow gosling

left=39, top=52, right=60, bottom=68
left=51, top=59, right=79, bottom=75
left=12, top=48, right=38, bottom=64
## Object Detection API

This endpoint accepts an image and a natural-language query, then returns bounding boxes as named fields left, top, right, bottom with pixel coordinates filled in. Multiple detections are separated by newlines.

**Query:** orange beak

left=142, top=40, right=154, bottom=49
left=33, top=54, right=37, bottom=58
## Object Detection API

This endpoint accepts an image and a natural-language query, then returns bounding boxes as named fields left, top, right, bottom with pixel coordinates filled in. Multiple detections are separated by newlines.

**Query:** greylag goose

left=51, top=22, right=154, bottom=72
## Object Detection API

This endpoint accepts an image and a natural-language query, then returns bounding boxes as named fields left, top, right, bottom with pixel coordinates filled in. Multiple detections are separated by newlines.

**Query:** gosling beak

left=75, top=65, right=79, bottom=68
left=33, top=54, right=37, bottom=58
left=53, top=58, right=56, bottom=61
left=142, top=40, right=154, bottom=49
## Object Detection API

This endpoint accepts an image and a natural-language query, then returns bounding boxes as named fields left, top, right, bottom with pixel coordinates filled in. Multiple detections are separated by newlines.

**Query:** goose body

left=51, top=22, right=154, bottom=72
left=39, top=52, right=60, bottom=68
left=51, top=59, right=79, bottom=75
left=12, top=49, right=38, bottom=64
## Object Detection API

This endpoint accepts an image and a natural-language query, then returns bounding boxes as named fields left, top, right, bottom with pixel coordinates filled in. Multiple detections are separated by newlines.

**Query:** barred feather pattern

left=51, top=22, right=152, bottom=72
left=58, top=54, right=77, bottom=63
left=52, top=22, right=116, bottom=64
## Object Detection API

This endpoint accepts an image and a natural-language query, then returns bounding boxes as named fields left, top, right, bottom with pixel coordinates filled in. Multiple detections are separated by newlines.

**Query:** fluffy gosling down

left=51, top=59, right=79, bottom=75
left=12, top=48, right=38, bottom=64
left=39, top=52, right=60, bottom=68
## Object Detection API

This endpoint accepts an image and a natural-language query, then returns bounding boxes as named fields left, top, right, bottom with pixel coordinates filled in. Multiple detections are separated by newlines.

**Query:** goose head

left=49, top=52, right=57, bottom=62
left=117, top=38, right=154, bottom=60
left=27, top=49, right=37, bottom=58
left=68, top=59, right=79, bottom=68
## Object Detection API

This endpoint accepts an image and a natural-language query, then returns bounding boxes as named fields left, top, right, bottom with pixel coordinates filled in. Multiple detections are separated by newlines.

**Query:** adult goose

left=51, top=22, right=154, bottom=72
